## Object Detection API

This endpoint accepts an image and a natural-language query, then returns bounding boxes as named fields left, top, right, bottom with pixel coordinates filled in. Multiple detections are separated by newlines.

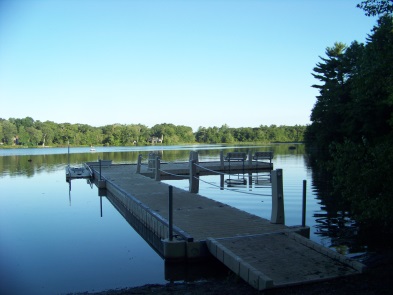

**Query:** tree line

left=305, top=0, right=393, bottom=234
left=0, top=117, right=306, bottom=147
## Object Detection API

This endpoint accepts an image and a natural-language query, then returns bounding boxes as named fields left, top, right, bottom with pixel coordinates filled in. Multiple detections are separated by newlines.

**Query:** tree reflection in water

left=307, top=154, right=368, bottom=256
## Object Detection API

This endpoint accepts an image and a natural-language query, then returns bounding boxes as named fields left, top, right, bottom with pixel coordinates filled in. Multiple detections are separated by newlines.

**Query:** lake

left=0, top=144, right=365, bottom=294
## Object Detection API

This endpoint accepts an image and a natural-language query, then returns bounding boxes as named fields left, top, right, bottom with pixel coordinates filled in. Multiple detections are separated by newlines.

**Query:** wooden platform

left=87, top=162, right=365, bottom=291
left=207, top=233, right=364, bottom=290
left=138, top=159, right=273, bottom=179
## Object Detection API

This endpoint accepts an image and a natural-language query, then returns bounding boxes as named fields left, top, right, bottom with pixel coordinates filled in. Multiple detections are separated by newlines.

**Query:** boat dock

left=85, top=153, right=365, bottom=291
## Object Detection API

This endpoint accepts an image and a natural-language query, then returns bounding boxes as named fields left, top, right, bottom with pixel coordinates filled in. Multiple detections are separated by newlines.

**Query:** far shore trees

left=0, top=117, right=306, bottom=147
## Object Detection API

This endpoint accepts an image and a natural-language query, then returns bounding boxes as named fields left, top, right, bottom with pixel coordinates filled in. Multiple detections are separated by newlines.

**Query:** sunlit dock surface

left=87, top=162, right=365, bottom=291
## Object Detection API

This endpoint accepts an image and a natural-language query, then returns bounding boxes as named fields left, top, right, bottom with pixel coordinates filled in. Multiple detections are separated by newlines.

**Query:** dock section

left=86, top=159, right=365, bottom=290
left=207, top=233, right=364, bottom=290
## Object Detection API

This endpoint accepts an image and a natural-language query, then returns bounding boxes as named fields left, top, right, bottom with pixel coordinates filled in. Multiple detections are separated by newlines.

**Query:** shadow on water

left=97, top=187, right=231, bottom=283
left=304, top=152, right=370, bottom=256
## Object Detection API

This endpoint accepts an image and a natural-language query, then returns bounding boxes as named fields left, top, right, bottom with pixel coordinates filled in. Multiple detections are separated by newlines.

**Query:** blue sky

left=0, top=0, right=377, bottom=130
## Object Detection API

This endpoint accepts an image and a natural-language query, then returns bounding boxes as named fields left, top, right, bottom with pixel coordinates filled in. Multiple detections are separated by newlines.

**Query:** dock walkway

left=140, top=159, right=272, bottom=179
left=87, top=162, right=365, bottom=290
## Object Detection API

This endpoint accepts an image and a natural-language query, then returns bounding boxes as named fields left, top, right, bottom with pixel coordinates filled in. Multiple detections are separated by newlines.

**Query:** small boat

left=90, top=146, right=96, bottom=152
left=66, top=163, right=93, bottom=180
left=65, top=142, right=93, bottom=180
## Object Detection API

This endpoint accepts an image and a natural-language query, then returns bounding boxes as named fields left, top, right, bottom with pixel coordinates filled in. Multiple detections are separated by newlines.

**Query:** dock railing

left=134, top=150, right=307, bottom=226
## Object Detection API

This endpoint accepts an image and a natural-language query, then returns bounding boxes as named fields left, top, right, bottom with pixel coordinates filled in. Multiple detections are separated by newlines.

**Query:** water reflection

left=0, top=143, right=369, bottom=294
left=0, top=170, right=166, bottom=295
left=0, top=144, right=366, bottom=256
left=305, top=153, right=367, bottom=255
left=0, top=144, right=303, bottom=178
left=99, top=188, right=231, bottom=283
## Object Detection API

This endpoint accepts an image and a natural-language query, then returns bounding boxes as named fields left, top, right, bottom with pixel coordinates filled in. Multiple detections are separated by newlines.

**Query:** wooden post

left=189, top=159, right=199, bottom=193
left=189, top=151, right=197, bottom=161
left=155, top=156, right=161, bottom=181
left=271, top=169, right=285, bottom=224
left=136, top=154, right=142, bottom=174
left=220, top=150, right=224, bottom=169
left=248, top=150, right=252, bottom=165
left=220, top=174, right=224, bottom=190
left=302, top=180, right=307, bottom=227
left=189, top=151, right=199, bottom=173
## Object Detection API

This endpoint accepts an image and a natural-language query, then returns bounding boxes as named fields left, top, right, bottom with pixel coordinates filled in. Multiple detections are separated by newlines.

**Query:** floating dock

left=86, top=157, right=365, bottom=291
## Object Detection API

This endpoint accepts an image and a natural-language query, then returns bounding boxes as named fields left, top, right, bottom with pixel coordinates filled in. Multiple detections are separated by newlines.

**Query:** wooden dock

left=86, top=161, right=365, bottom=291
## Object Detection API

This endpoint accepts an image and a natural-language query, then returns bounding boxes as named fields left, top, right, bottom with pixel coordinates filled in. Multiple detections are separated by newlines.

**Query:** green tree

left=58, top=123, right=78, bottom=144
left=357, top=0, right=393, bottom=16
left=150, top=123, right=192, bottom=144
left=176, top=125, right=194, bottom=143
left=17, top=126, right=30, bottom=145
left=0, top=120, right=3, bottom=144
left=306, top=42, right=350, bottom=148
left=349, top=16, right=393, bottom=143
left=26, top=127, right=42, bottom=146
left=35, top=120, right=56, bottom=146
left=306, top=11, right=393, bottom=233
left=218, top=124, right=234, bottom=143
left=1, top=120, right=17, bottom=144
left=206, top=126, right=221, bottom=143
left=102, top=124, right=122, bottom=146
left=195, top=127, right=207, bottom=142
left=119, top=124, right=141, bottom=145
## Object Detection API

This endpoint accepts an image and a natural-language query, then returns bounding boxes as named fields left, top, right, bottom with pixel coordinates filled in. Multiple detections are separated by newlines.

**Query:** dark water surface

left=0, top=144, right=365, bottom=294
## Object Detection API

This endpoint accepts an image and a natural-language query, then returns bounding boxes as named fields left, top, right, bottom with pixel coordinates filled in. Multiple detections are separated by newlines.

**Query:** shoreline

left=80, top=251, right=393, bottom=295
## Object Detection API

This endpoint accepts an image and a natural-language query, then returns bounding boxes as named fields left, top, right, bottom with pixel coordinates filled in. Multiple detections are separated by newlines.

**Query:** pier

left=85, top=152, right=365, bottom=291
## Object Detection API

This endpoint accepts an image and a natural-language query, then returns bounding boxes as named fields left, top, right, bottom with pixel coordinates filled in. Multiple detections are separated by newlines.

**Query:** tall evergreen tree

left=306, top=1, right=393, bottom=232
left=307, top=42, right=349, bottom=148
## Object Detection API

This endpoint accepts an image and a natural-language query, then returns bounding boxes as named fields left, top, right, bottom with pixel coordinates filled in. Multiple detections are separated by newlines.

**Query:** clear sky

left=0, top=0, right=377, bottom=131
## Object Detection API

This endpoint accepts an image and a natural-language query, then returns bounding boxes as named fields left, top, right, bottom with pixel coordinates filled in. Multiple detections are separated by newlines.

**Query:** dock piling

left=271, top=169, right=285, bottom=224
left=136, top=154, right=142, bottom=174
left=155, top=156, right=161, bottom=181
left=189, top=151, right=199, bottom=173
left=220, top=174, right=224, bottom=190
left=189, top=159, right=199, bottom=193
left=220, top=151, right=224, bottom=169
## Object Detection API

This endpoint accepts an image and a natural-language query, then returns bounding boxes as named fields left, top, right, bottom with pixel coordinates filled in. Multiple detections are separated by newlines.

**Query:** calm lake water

left=0, top=144, right=365, bottom=294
